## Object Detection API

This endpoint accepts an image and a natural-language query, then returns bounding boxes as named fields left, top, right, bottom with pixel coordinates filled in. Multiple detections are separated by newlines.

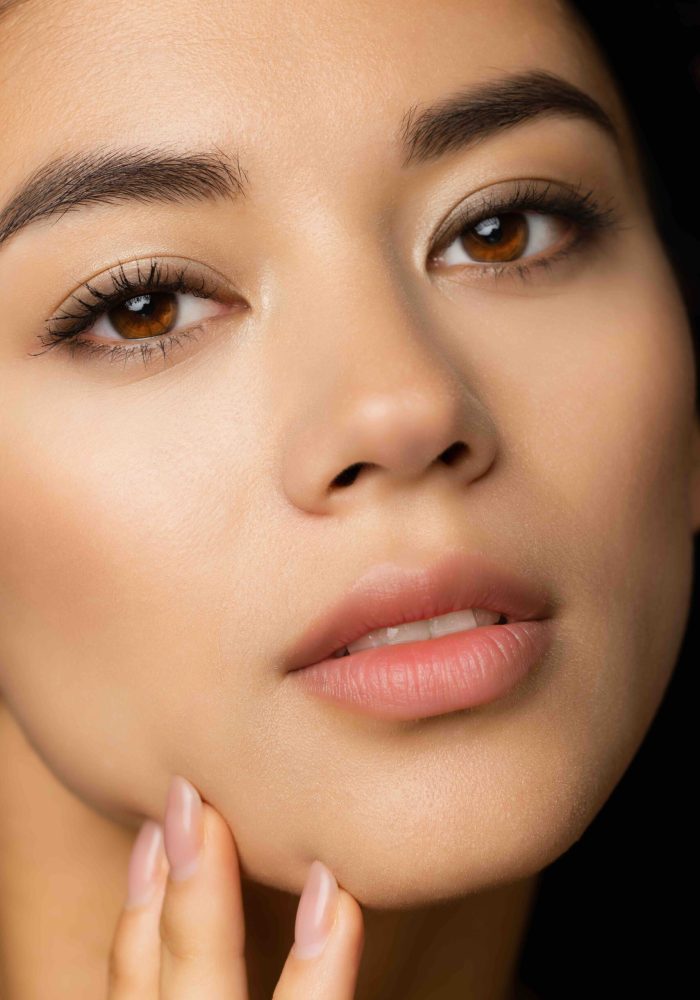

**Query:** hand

left=107, top=775, right=365, bottom=998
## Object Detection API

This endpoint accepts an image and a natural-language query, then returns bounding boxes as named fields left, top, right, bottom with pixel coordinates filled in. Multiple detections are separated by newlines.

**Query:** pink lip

left=288, top=618, right=554, bottom=721
left=284, top=548, right=556, bottom=722
left=284, top=548, right=555, bottom=673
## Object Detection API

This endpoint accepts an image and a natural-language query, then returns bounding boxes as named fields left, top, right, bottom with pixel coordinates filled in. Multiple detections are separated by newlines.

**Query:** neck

left=0, top=699, right=539, bottom=1000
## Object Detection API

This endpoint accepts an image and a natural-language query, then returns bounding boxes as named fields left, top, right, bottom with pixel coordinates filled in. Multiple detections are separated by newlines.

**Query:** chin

left=314, top=815, right=594, bottom=912
left=237, top=766, right=611, bottom=911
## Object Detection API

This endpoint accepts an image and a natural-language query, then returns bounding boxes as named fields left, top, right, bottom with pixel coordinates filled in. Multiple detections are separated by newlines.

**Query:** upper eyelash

left=30, top=179, right=622, bottom=369
left=30, top=258, right=222, bottom=369
left=429, top=178, right=621, bottom=280
left=35, top=260, right=211, bottom=340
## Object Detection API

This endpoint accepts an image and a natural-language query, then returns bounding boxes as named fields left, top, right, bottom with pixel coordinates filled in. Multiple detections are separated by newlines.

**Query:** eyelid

left=428, top=176, right=616, bottom=254
left=48, top=255, right=240, bottom=336
left=424, top=176, right=622, bottom=288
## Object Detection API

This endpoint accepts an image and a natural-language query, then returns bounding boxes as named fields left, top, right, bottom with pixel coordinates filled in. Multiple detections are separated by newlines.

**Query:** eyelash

left=428, top=178, right=620, bottom=281
left=33, top=179, right=620, bottom=369
left=32, top=259, right=222, bottom=369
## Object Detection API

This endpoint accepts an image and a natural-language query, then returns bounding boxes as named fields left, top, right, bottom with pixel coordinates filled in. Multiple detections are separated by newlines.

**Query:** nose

left=277, top=243, right=499, bottom=513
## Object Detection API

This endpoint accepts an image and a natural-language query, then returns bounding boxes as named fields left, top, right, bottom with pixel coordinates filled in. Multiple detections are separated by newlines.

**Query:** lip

left=288, top=618, right=553, bottom=721
left=284, top=547, right=555, bottom=674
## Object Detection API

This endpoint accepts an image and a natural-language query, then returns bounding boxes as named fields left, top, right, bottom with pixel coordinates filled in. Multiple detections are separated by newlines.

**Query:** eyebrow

left=0, top=147, right=248, bottom=250
left=0, top=0, right=33, bottom=25
left=398, top=69, right=620, bottom=166
left=0, top=0, right=27, bottom=17
left=0, top=69, right=619, bottom=252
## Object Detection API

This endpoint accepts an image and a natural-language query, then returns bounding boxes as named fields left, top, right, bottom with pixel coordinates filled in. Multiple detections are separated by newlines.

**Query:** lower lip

left=288, top=620, right=553, bottom=721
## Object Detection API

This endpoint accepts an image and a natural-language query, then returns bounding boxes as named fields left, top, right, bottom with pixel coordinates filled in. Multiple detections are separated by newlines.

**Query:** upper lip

left=284, top=547, right=555, bottom=671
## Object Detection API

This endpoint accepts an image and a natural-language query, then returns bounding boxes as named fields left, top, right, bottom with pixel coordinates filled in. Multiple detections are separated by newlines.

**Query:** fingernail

left=125, top=820, right=165, bottom=909
left=163, top=775, right=203, bottom=881
left=293, top=860, right=339, bottom=959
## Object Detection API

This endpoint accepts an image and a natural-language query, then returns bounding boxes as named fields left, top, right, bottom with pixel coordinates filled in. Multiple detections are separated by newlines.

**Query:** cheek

left=518, top=235, right=696, bottom=776
left=543, top=245, right=695, bottom=597
left=0, top=369, right=265, bottom=820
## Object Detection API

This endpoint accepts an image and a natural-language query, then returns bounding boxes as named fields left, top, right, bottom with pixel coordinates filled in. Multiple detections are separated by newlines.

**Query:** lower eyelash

left=49, top=327, right=205, bottom=369
left=458, top=230, right=587, bottom=284
left=30, top=259, right=217, bottom=367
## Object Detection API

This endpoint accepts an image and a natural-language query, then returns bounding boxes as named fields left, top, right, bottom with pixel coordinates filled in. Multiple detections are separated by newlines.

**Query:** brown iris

left=461, top=213, right=528, bottom=262
left=108, top=292, right=178, bottom=340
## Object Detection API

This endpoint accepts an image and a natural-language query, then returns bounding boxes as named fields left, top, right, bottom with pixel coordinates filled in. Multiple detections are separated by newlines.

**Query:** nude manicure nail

left=293, top=860, right=339, bottom=959
left=163, top=775, right=204, bottom=881
left=125, top=820, right=165, bottom=909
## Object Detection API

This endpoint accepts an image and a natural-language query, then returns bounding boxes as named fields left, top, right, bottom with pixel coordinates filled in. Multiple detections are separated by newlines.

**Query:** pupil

left=463, top=212, right=527, bottom=262
left=474, top=216, right=502, bottom=243
left=125, top=294, right=156, bottom=315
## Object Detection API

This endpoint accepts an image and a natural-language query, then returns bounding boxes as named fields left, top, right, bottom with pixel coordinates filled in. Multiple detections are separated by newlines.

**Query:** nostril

left=439, top=442, right=467, bottom=466
left=331, top=462, right=366, bottom=488
left=331, top=444, right=466, bottom=488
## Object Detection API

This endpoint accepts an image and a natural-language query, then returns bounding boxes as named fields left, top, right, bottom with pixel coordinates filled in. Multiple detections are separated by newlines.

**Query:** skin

left=0, top=0, right=699, bottom=996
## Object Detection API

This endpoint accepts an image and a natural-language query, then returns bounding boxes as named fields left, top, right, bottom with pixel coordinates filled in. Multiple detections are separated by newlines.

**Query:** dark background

left=517, top=3, right=699, bottom=996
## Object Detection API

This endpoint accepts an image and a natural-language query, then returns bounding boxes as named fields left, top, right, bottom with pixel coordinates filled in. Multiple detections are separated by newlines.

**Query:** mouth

left=284, top=548, right=553, bottom=675
left=288, top=613, right=553, bottom=722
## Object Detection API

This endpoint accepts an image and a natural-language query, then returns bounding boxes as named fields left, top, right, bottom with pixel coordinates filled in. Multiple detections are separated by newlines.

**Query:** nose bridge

left=271, top=210, right=499, bottom=510
left=275, top=208, right=447, bottom=382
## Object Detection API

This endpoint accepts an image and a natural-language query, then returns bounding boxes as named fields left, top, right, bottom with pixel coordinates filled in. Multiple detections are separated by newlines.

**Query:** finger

left=108, top=820, right=169, bottom=1000
left=159, top=776, right=249, bottom=998
left=272, top=860, right=365, bottom=1000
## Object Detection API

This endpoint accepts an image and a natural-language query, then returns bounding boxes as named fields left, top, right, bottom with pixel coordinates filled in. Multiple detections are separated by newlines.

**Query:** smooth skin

left=0, top=0, right=699, bottom=997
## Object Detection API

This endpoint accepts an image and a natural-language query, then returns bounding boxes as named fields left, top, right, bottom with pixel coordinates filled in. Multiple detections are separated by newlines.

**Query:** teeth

left=336, top=608, right=502, bottom=657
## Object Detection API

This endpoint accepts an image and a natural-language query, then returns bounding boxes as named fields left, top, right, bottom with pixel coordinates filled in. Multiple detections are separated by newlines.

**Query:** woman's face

left=0, top=0, right=698, bottom=907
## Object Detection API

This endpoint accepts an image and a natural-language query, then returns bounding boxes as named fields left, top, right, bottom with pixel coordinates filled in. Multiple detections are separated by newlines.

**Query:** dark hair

left=517, top=4, right=699, bottom=997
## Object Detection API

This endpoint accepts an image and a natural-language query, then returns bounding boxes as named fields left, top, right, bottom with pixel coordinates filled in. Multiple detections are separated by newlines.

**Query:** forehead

left=0, top=0, right=632, bottom=192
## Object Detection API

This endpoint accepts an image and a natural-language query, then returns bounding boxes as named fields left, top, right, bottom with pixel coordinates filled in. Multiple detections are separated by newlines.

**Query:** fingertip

left=199, top=798, right=240, bottom=869
left=157, top=796, right=249, bottom=992
left=292, top=859, right=339, bottom=960
left=125, top=819, right=166, bottom=910
left=273, top=869, right=365, bottom=998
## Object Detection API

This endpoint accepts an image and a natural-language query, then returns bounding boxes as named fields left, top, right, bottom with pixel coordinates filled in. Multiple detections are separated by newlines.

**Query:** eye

left=32, top=257, right=245, bottom=369
left=426, top=178, right=623, bottom=283
left=436, top=210, right=571, bottom=268
left=88, top=289, right=222, bottom=342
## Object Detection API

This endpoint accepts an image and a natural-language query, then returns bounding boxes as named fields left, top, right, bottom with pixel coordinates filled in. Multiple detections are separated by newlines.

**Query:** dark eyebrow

left=0, top=146, right=249, bottom=250
left=0, top=0, right=28, bottom=17
left=398, top=69, right=620, bottom=167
